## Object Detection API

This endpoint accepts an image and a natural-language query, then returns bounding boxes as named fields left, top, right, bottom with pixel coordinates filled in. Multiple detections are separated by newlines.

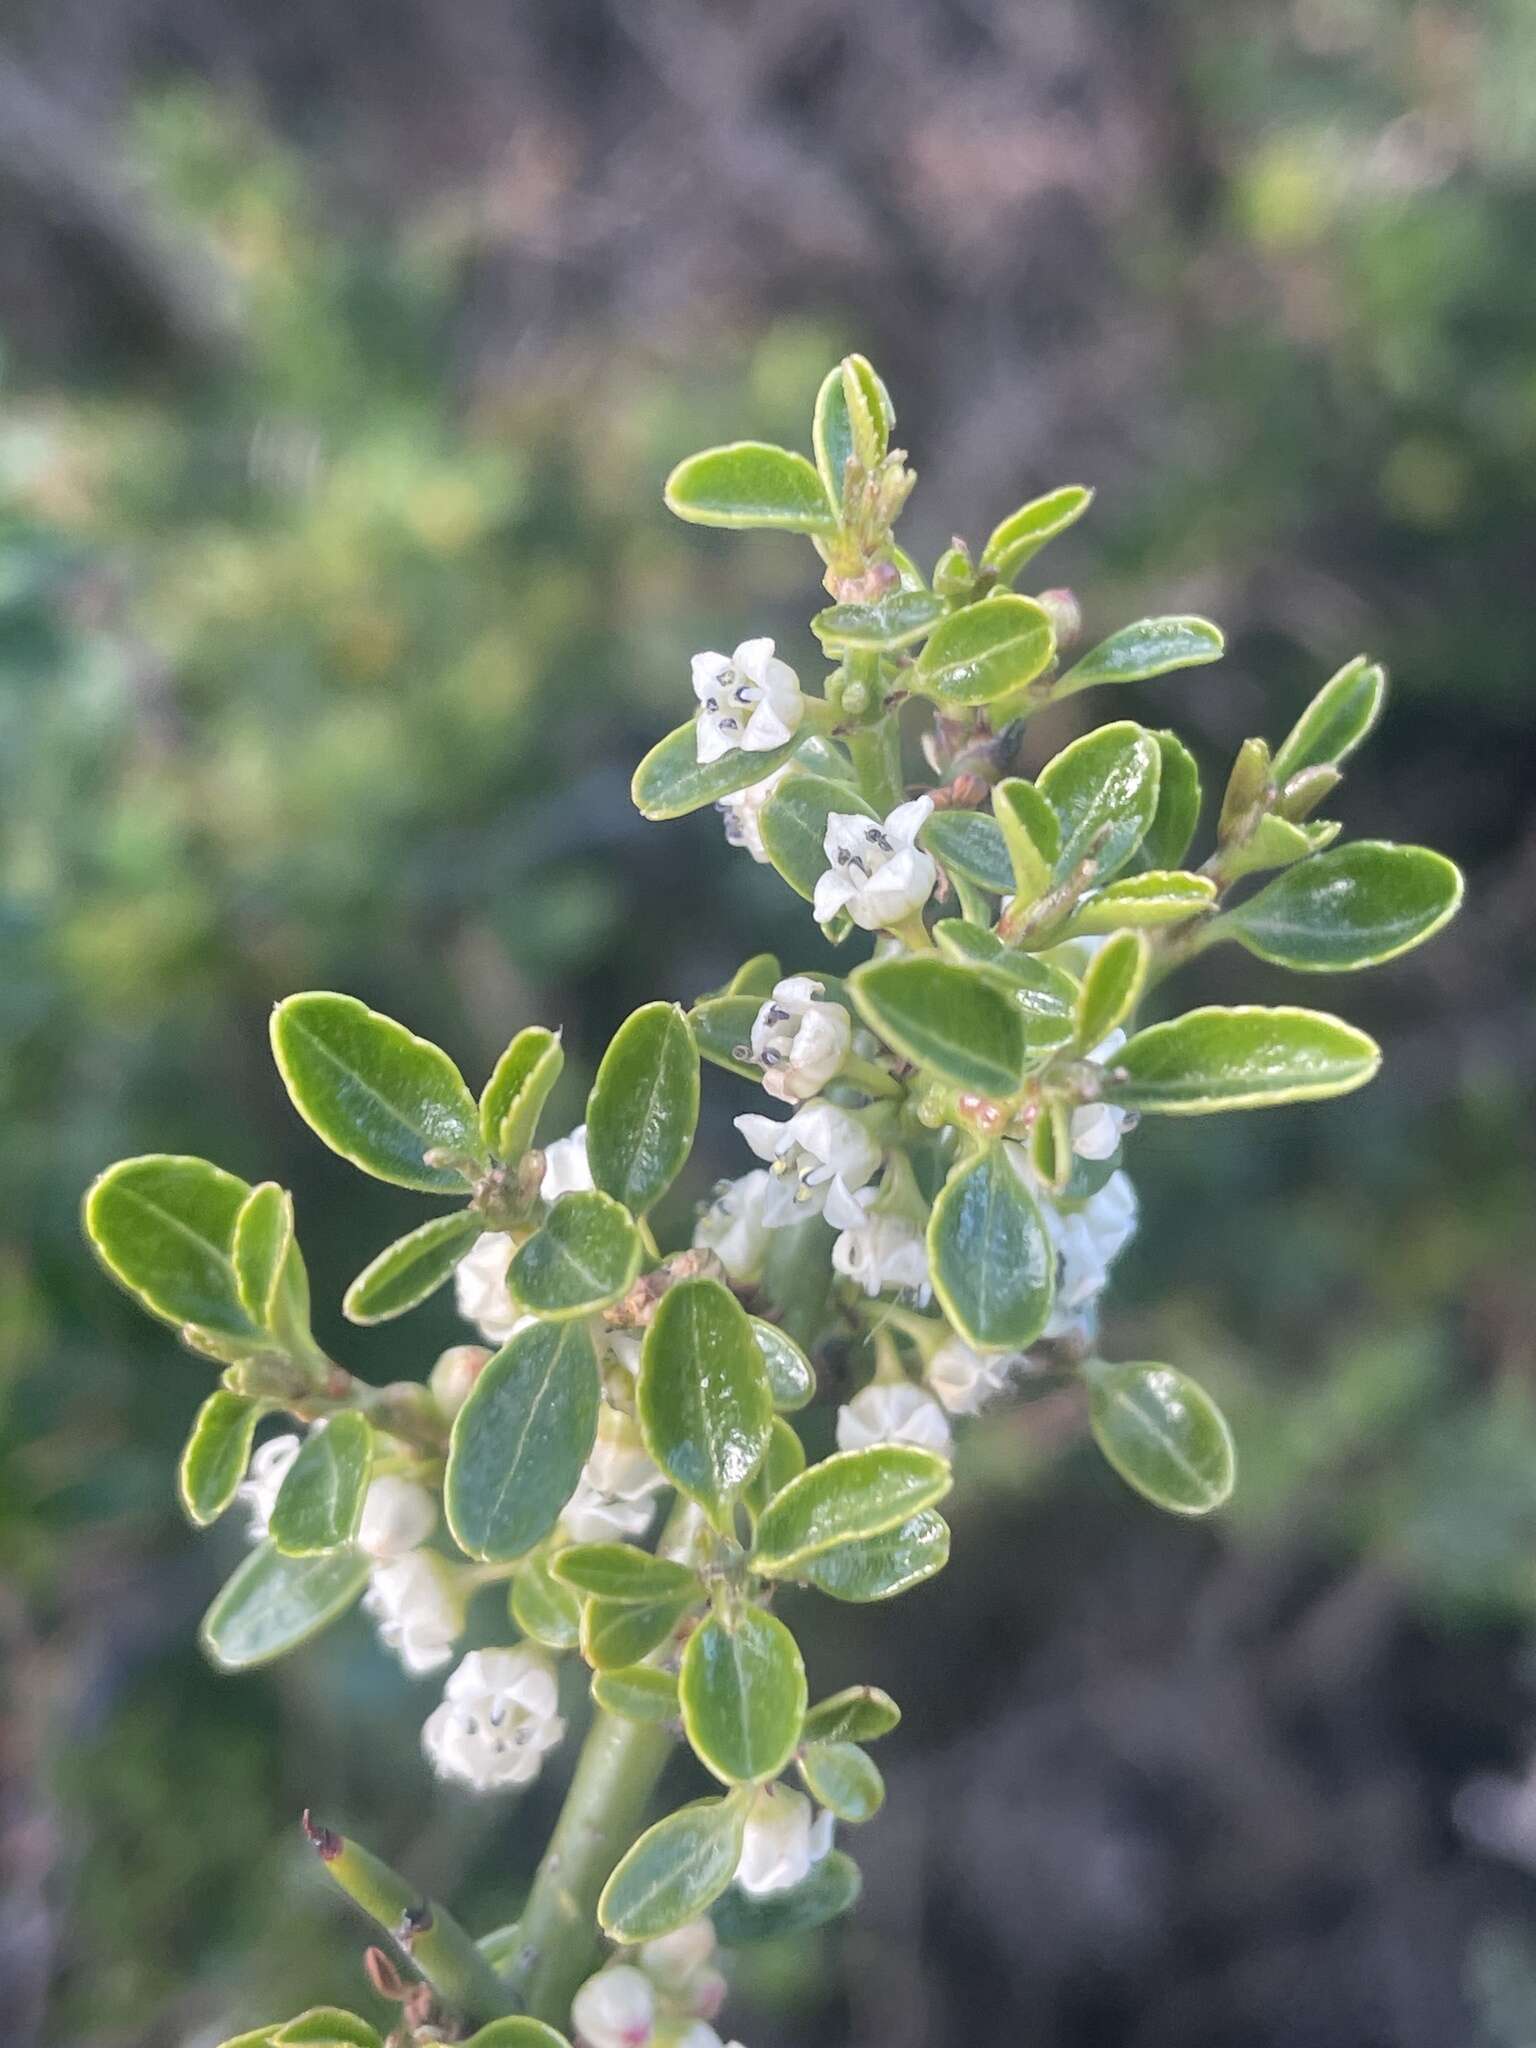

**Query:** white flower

left=1040, top=1169, right=1138, bottom=1339
left=750, top=976, right=851, bottom=1103
left=693, top=1170, right=775, bottom=1285
left=454, top=1233, right=527, bottom=1346
left=811, top=796, right=936, bottom=932
left=560, top=1480, right=658, bottom=1544
left=734, top=1783, right=834, bottom=1897
left=734, top=1101, right=882, bottom=1229
left=640, top=1921, right=723, bottom=2015
left=572, top=1963, right=655, bottom=2048
left=1069, top=1029, right=1135, bottom=1161
left=561, top=1406, right=666, bottom=1542
left=830, top=1206, right=931, bottom=1301
left=604, top=1330, right=644, bottom=1378
left=927, top=1336, right=1017, bottom=1416
left=363, top=1551, right=466, bottom=1674
left=356, top=1475, right=437, bottom=1560
left=836, top=1381, right=952, bottom=1458
left=716, top=765, right=790, bottom=862
left=542, top=1123, right=595, bottom=1201
left=421, top=1646, right=565, bottom=1792
left=692, top=638, right=803, bottom=764
left=237, top=1432, right=301, bottom=1541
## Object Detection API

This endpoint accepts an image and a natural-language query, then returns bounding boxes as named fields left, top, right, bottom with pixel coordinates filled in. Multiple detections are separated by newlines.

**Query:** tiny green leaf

left=752, top=1447, right=952, bottom=1577
left=586, top=1003, right=699, bottom=1216
left=752, top=1319, right=816, bottom=1412
left=980, top=484, right=1093, bottom=583
left=991, top=778, right=1061, bottom=904
left=803, top=1685, right=901, bottom=1744
left=639, top=1277, right=773, bottom=1529
left=813, top=353, right=893, bottom=503
left=1072, top=928, right=1148, bottom=1051
left=631, top=722, right=805, bottom=823
left=849, top=956, right=1027, bottom=1096
left=343, top=1210, right=482, bottom=1325
left=1220, top=842, right=1463, bottom=972
left=1111, top=1005, right=1381, bottom=1113
left=199, top=1540, right=370, bottom=1671
left=581, top=1594, right=696, bottom=1672
left=270, top=994, right=482, bottom=1193
left=480, top=1025, right=564, bottom=1160
left=744, top=1415, right=809, bottom=1516
left=1052, top=616, right=1224, bottom=699
left=724, top=953, right=784, bottom=998
left=914, top=594, right=1056, bottom=706
left=1038, top=720, right=1161, bottom=884
left=919, top=809, right=1014, bottom=895
left=1220, top=810, right=1326, bottom=882
left=551, top=1544, right=701, bottom=1604
left=761, top=774, right=876, bottom=904
left=178, top=1390, right=261, bottom=1527
left=711, top=1851, right=863, bottom=1944
left=1138, top=729, right=1203, bottom=871
left=509, top=1192, right=643, bottom=1320
left=665, top=442, right=837, bottom=533
left=599, top=1795, right=749, bottom=1941
left=84, top=1154, right=256, bottom=1339
left=799, top=1510, right=950, bottom=1602
left=1272, top=655, right=1387, bottom=780
left=446, top=1320, right=601, bottom=1561
left=680, top=1608, right=808, bottom=1784
left=798, top=1741, right=884, bottom=1823
left=592, top=1664, right=682, bottom=1724
left=1088, top=1361, right=1236, bottom=1515
left=1061, top=869, right=1216, bottom=936
left=510, top=1551, right=582, bottom=1651
left=232, top=1182, right=295, bottom=1327
left=812, top=589, right=946, bottom=652
left=928, top=1144, right=1054, bottom=1350
left=268, top=1413, right=372, bottom=1555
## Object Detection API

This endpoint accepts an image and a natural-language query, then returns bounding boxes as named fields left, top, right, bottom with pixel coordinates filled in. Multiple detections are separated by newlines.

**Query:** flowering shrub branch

left=82, top=355, right=1463, bottom=2048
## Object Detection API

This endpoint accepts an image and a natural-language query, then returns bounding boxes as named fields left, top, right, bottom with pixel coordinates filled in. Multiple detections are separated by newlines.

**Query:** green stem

left=841, top=1053, right=904, bottom=1100
left=841, top=652, right=905, bottom=815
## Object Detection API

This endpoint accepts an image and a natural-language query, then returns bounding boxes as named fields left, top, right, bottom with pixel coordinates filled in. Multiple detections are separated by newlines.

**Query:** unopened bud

left=932, top=541, right=973, bottom=598
left=430, top=1344, right=490, bottom=1419
left=364, top=1946, right=408, bottom=2001
left=1037, top=587, right=1082, bottom=648
left=1277, top=763, right=1341, bottom=822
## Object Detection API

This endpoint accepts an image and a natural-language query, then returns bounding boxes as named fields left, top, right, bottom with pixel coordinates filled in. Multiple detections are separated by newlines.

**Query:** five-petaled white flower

left=237, top=1432, right=301, bottom=1541
left=927, top=1335, right=1019, bottom=1416
left=1039, top=1168, right=1138, bottom=1340
left=693, top=1169, right=775, bottom=1285
left=716, top=765, right=790, bottom=863
left=734, top=1101, right=882, bottom=1229
left=1069, top=1029, right=1136, bottom=1161
left=693, top=639, right=803, bottom=764
left=750, top=976, right=851, bottom=1102
left=363, top=1550, right=466, bottom=1675
left=356, top=1474, right=438, bottom=1559
left=572, top=1963, right=655, bottom=2048
left=421, top=1646, right=565, bottom=1792
left=836, top=1380, right=953, bottom=1459
left=734, top=1783, right=835, bottom=1896
left=829, top=1199, right=931, bottom=1301
left=811, top=796, right=936, bottom=932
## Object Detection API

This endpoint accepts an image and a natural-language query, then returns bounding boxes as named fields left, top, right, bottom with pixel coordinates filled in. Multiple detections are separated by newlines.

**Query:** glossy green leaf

left=509, top=1191, right=643, bottom=1319
left=680, top=1608, right=808, bottom=1784
left=991, top=777, right=1061, bottom=902
left=798, top=1741, right=884, bottom=1823
left=199, top=1540, right=370, bottom=1671
left=581, top=1593, right=695, bottom=1671
left=639, top=1277, right=772, bottom=1529
left=928, top=1144, right=1053, bottom=1349
left=914, top=594, right=1055, bottom=706
left=849, top=956, right=1026, bottom=1095
left=980, top=484, right=1093, bottom=583
left=1038, top=720, right=1161, bottom=884
left=1072, top=928, right=1147, bottom=1051
left=460, top=2023, right=571, bottom=2048
left=812, top=589, right=946, bottom=652
left=598, top=1795, right=748, bottom=1942
left=84, top=1154, right=257, bottom=1339
left=744, top=1415, right=809, bottom=1516
left=273, top=2009, right=383, bottom=2048
left=813, top=353, right=893, bottom=503
left=1138, top=729, right=1202, bottom=871
left=1111, top=1005, right=1381, bottom=1113
left=752, top=1446, right=952, bottom=1576
left=480, top=1025, right=564, bottom=1160
left=1220, top=810, right=1330, bottom=883
left=551, top=1544, right=701, bottom=1604
left=1088, top=1361, right=1236, bottom=1515
left=592, top=1664, right=681, bottom=1724
left=268, top=1412, right=372, bottom=1555
left=1272, top=655, right=1386, bottom=780
left=725, top=953, right=783, bottom=998
left=270, top=993, right=483, bottom=1193
left=919, top=808, right=1013, bottom=894
left=931, top=925, right=1077, bottom=1044
left=510, top=1551, right=582, bottom=1651
left=1052, top=615, right=1224, bottom=699
left=586, top=1003, right=699, bottom=1215
left=761, top=774, right=876, bottom=904
left=665, top=441, right=836, bottom=533
left=799, top=1509, right=950, bottom=1602
left=803, top=1685, right=901, bottom=1744
left=232, top=1182, right=295, bottom=1327
left=631, top=721, right=805, bottom=823
left=178, top=1390, right=261, bottom=1527
left=343, top=1209, right=482, bottom=1325
left=688, top=995, right=765, bottom=1082
left=1061, top=869, right=1216, bottom=936
left=752, top=1319, right=816, bottom=1412
left=711, top=1851, right=863, bottom=1943
left=446, top=1319, right=601, bottom=1561
left=1221, top=842, right=1463, bottom=972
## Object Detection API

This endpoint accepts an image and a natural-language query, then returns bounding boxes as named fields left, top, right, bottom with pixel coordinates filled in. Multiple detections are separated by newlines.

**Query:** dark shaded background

left=2, top=4, right=1534, bottom=2045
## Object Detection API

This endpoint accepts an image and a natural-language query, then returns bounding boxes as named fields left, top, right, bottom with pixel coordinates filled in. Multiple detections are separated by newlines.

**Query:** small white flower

left=811, top=796, right=936, bottom=932
left=454, top=1233, right=527, bottom=1346
left=560, top=1480, right=658, bottom=1544
left=1040, top=1169, right=1139, bottom=1339
left=640, top=1921, right=725, bottom=2018
left=421, top=1646, right=565, bottom=1792
left=542, top=1123, right=595, bottom=1200
left=927, top=1336, right=1017, bottom=1416
left=734, top=1101, right=882, bottom=1229
left=363, top=1551, right=466, bottom=1674
left=836, top=1381, right=952, bottom=1458
left=1069, top=1030, right=1135, bottom=1161
left=693, top=1170, right=775, bottom=1285
left=750, top=976, right=851, bottom=1103
left=356, top=1474, right=438, bottom=1559
left=830, top=1207, right=931, bottom=1301
left=734, top=1783, right=834, bottom=1897
left=572, top=1963, right=655, bottom=2048
left=716, top=765, right=790, bottom=862
left=237, top=1432, right=302, bottom=1541
left=693, top=638, right=803, bottom=764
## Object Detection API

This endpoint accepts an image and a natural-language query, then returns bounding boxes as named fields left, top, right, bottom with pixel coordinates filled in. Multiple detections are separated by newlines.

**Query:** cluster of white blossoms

left=572, top=1918, right=736, bottom=2048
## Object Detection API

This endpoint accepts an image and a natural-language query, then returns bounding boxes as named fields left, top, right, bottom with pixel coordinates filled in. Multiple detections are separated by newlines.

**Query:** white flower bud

left=836, top=1381, right=952, bottom=1458
left=734, top=1102, right=881, bottom=1230
left=421, top=1646, right=565, bottom=1792
left=454, top=1233, right=526, bottom=1345
left=811, top=796, right=936, bottom=932
left=363, top=1551, right=466, bottom=1674
left=430, top=1343, right=491, bottom=1419
left=692, top=639, right=803, bottom=765
left=542, top=1124, right=595, bottom=1201
left=572, top=1963, right=655, bottom=2048
left=734, top=1784, right=834, bottom=1897
left=560, top=1479, right=658, bottom=1544
left=749, top=977, right=851, bottom=1103
left=1068, top=1030, right=1134, bottom=1161
left=693, top=1170, right=775, bottom=1285
left=716, top=765, right=790, bottom=863
left=236, top=1432, right=302, bottom=1542
left=639, top=1919, right=724, bottom=2015
left=585, top=1405, right=665, bottom=1502
left=926, top=1336, right=1016, bottom=1416
left=355, top=1474, right=437, bottom=1559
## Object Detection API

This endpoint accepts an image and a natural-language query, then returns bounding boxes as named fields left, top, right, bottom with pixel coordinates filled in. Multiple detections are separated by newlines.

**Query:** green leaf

left=849, top=956, right=1027, bottom=1095
left=680, top=1608, right=807, bottom=1784
left=914, top=594, right=1056, bottom=706
left=688, top=995, right=765, bottom=1082
left=232, top=1182, right=296, bottom=1328
left=639, top=1278, right=773, bottom=1530
left=273, top=2009, right=383, bottom=2048
left=752, top=1319, right=816, bottom=1412
left=631, top=721, right=804, bottom=823
left=1072, top=928, right=1147, bottom=1050
left=445, top=1320, right=601, bottom=1561
left=919, top=809, right=1014, bottom=894
left=84, top=1154, right=256, bottom=1339
left=1220, top=810, right=1327, bottom=883
left=803, top=1685, right=901, bottom=1744
left=711, top=1851, right=862, bottom=1944
left=724, top=953, right=783, bottom=998
left=270, top=994, right=482, bottom=1194
left=1111, top=1005, right=1381, bottom=1113
left=1088, top=1361, right=1236, bottom=1515
left=268, top=1413, right=372, bottom=1555
left=582, top=1594, right=695, bottom=1671
left=552, top=1544, right=701, bottom=1604
left=1061, top=870, right=1216, bottom=936
left=199, top=1540, right=370, bottom=1671
left=665, top=442, right=836, bottom=533
left=1220, top=842, right=1463, bottom=972
left=752, top=1447, right=952, bottom=1576
left=812, top=589, right=945, bottom=653
left=592, top=1664, right=681, bottom=1724
left=598, top=1795, right=748, bottom=1941
left=480, top=1025, right=564, bottom=1160
left=931, top=925, right=1077, bottom=1045
left=980, top=484, right=1093, bottom=583
left=1037, top=720, right=1161, bottom=884
left=744, top=1415, right=809, bottom=1516
left=586, top=1003, right=699, bottom=1215
left=1138, top=729, right=1202, bottom=871
left=1272, top=655, right=1386, bottom=780
left=343, top=1209, right=482, bottom=1325
left=928, top=1145, right=1053, bottom=1349
left=813, top=354, right=893, bottom=503
left=799, top=1510, right=950, bottom=1602
left=798, top=1741, right=884, bottom=1823
left=510, top=1551, right=582, bottom=1651
left=761, top=774, right=876, bottom=905
left=509, top=1192, right=643, bottom=1320
left=178, top=1391, right=261, bottom=1527
left=461, top=2023, right=572, bottom=2048
left=1052, top=616, right=1224, bottom=699
left=990, top=778, right=1061, bottom=903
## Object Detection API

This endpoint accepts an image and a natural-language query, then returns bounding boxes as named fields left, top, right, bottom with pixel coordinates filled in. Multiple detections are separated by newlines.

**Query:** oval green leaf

left=268, top=1412, right=372, bottom=1556
left=803, top=1685, right=901, bottom=1744
left=510, top=1551, right=582, bottom=1651
left=688, top=995, right=765, bottom=1082
left=1063, top=869, right=1216, bottom=936
left=480, top=1025, right=564, bottom=1160
left=914, top=594, right=1055, bottom=706
left=1088, top=1361, right=1236, bottom=1515
left=178, top=1390, right=261, bottom=1527
left=1038, top=720, right=1161, bottom=884
left=849, top=956, right=1027, bottom=1096
left=509, top=1191, right=642, bottom=1320
left=586, top=1003, right=699, bottom=1216
left=980, top=484, right=1093, bottom=583
left=664, top=441, right=836, bottom=533
left=760, top=773, right=876, bottom=904
left=752, top=1319, right=815, bottom=1412
left=1072, top=928, right=1147, bottom=1051
left=680, top=1607, right=808, bottom=1784
left=919, top=809, right=1013, bottom=894
left=752, top=1446, right=952, bottom=1577
left=639, top=1277, right=773, bottom=1530
left=446, top=1319, right=601, bottom=1561
left=631, top=721, right=804, bottom=823
left=798, top=1741, right=884, bottom=1823
left=84, top=1154, right=256, bottom=1339
left=813, top=354, right=893, bottom=503
left=581, top=1593, right=695, bottom=1672
left=711, top=1850, right=862, bottom=1944
left=799, top=1510, right=950, bottom=1602
left=232, top=1182, right=295, bottom=1328
left=551, top=1544, right=702, bottom=1604
left=273, top=2009, right=383, bottom=2048
left=1138, top=729, right=1202, bottom=871
left=343, top=1209, right=482, bottom=1325
left=1272, top=655, right=1386, bottom=780
left=1111, top=1004, right=1381, bottom=1113
left=592, top=1664, right=681, bottom=1724
left=461, top=2023, right=571, bottom=2048
left=1052, top=616, right=1224, bottom=700
left=812, top=588, right=946, bottom=652
left=1221, top=841, right=1463, bottom=972
left=990, top=777, right=1061, bottom=903
left=598, top=1796, right=749, bottom=1941
left=199, top=1540, right=371, bottom=1671
left=928, top=1144, right=1053, bottom=1350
